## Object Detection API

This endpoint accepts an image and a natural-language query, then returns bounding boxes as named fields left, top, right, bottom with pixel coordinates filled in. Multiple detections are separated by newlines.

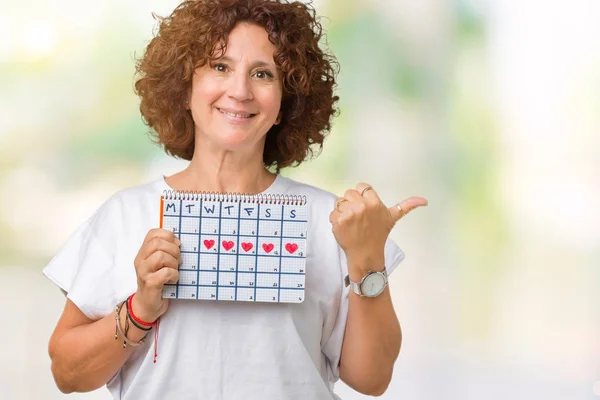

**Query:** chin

left=215, top=131, right=258, bottom=149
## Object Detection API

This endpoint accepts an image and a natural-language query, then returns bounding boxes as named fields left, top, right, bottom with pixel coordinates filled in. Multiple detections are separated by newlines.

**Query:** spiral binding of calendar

left=162, top=190, right=307, bottom=206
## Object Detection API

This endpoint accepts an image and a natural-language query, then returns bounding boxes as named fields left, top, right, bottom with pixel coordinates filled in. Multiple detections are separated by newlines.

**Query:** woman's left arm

left=329, top=183, right=427, bottom=396
left=339, top=259, right=401, bottom=396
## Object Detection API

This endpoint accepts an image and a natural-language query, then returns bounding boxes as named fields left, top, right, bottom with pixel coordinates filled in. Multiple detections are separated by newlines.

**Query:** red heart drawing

left=203, top=239, right=215, bottom=249
left=241, top=242, right=253, bottom=252
left=262, top=243, right=274, bottom=253
left=285, top=243, right=298, bottom=254
left=222, top=240, right=235, bottom=251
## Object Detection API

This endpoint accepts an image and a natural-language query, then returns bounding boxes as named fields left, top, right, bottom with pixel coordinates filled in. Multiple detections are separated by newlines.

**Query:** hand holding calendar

left=132, top=228, right=182, bottom=323
left=330, top=182, right=428, bottom=275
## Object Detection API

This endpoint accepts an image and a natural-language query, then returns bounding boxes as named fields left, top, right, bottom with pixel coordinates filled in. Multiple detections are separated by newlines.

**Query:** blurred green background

left=1, top=0, right=599, bottom=399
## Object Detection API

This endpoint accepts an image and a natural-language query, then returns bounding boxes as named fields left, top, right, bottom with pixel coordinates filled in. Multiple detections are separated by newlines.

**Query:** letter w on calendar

left=159, top=194, right=308, bottom=303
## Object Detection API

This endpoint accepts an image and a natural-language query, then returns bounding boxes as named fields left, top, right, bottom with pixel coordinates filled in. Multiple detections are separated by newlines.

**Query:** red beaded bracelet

left=127, top=293, right=161, bottom=363
left=127, top=293, right=157, bottom=327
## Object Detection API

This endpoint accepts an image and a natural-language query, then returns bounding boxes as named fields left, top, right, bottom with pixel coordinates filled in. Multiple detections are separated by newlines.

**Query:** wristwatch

left=344, top=269, right=388, bottom=298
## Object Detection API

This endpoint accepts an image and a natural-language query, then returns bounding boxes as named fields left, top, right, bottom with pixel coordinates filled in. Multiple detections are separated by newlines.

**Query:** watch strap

left=344, top=274, right=362, bottom=295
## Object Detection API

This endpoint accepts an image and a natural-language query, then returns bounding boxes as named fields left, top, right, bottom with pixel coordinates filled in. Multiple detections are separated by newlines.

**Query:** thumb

left=389, top=196, right=428, bottom=222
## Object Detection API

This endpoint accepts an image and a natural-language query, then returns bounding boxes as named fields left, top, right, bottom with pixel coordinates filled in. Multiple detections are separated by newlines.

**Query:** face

left=188, top=23, right=283, bottom=152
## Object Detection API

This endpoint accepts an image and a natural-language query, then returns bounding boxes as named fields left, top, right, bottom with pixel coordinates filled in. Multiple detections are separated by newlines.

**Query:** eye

left=254, top=69, right=274, bottom=79
left=213, top=63, right=228, bottom=73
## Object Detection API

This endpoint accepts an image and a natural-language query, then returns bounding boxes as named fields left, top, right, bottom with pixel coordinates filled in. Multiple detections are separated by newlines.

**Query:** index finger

left=355, top=182, right=381, bottom=203
left=143, top=228, right=180, bottom=246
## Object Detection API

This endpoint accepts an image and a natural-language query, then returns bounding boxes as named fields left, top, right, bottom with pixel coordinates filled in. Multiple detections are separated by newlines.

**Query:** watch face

left=361, top=272, right=386, bottom=297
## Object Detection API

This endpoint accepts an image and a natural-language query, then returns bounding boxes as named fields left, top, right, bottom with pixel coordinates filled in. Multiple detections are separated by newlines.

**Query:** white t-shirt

left=43, top=174, right=405, bottom=400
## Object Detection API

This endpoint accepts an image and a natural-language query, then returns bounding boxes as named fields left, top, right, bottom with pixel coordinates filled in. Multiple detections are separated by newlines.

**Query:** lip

left=217, top=107, right=256, bottom=116
left=216, top=107, right=256, bottom=125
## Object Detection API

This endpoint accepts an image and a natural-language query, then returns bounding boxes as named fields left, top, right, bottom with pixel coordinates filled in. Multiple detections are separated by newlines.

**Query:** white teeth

left=219, top=109, right=253, bottom=118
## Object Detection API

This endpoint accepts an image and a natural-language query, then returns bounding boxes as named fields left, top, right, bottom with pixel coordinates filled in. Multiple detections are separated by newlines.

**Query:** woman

left=43, top=0, right=427, bottom=399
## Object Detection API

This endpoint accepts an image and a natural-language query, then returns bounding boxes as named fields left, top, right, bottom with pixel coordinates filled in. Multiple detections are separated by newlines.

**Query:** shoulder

left=79, top=177, right=165, bottom=238
left=94, top=178, right=164, bottom=213
left=110, top=177, right=164, bottom=204
left=276, top=175, right=338, bottom=206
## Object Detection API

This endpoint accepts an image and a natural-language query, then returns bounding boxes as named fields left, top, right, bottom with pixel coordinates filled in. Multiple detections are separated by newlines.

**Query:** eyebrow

left=217, top=55, right=277, bottom=70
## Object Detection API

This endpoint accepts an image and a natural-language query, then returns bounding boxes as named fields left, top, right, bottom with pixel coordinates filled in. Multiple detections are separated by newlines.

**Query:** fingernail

left=176, top=239, right=181, bottom=246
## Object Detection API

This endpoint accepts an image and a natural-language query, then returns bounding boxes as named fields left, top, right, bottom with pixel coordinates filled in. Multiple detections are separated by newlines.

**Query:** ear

left=274, top=111, right=282, bottom=125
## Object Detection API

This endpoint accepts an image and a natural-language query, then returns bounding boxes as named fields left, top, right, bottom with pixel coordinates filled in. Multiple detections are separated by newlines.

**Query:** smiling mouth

left=217, top=108, right=256, bottom=119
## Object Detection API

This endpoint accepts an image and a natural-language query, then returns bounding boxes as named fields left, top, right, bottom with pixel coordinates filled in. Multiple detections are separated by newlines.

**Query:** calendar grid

left=174, top=269, right=303, bottom=276
left=179, top=250, right=301, bottom=258
left=195, top=198, right=203, bottom=299
left=170, top=283, right=305, bottom=290
left=234, top=202, right=241, bottom=301
left=161, top=193, right=307, bottom=303
left=176, top=199, right=183, bottom=299
left=277, top=204, right=283, bottom=302
left=160, top=215, right=307, bottom=222
left=215, top=201, right=222, bottom=300
left=167, top=233, right=306, bottom=238
left=254, top=203, right=260, bottom=301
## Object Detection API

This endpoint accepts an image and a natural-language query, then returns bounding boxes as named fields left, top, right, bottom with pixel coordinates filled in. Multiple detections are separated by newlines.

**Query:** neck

left=166, top=138, right=276, bottom=194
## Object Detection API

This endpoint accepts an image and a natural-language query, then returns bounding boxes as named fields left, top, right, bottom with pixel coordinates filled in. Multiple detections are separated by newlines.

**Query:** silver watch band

left=344, top=275, right=361, bottom=295
left=344, top=269, right=388, bottom=297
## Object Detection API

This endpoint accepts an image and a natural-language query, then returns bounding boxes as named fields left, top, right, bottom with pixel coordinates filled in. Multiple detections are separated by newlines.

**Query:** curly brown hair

left=134, top=0, right=339, bottom=171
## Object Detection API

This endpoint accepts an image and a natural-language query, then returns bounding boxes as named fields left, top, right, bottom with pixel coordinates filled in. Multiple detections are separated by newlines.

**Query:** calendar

left=160, top=190, right=308, bottom=303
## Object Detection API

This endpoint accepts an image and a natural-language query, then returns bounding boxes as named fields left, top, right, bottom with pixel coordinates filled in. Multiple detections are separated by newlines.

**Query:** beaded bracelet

left=127, top=293, right=157, bottom=328
left=114, top=301, right=147, bottom=348
left=122, top=293, right=161, bottom=363
left=126, top=300, right=152, bottom=332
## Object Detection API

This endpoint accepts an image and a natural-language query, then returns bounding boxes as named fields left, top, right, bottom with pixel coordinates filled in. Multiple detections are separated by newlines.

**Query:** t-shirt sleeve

left=321, top=237, right=405, bottom=382
left=42, top=198, right=119, bottom=320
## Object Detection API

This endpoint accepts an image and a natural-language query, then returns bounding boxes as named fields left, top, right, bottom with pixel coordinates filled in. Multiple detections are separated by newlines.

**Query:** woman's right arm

left=48, top=299, right=146, bottom=393
left=48, top=229, right=181, bottom=393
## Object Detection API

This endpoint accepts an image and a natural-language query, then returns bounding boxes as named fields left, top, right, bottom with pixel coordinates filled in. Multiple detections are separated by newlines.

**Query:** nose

left=227, top=70, right=253, bottom=102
